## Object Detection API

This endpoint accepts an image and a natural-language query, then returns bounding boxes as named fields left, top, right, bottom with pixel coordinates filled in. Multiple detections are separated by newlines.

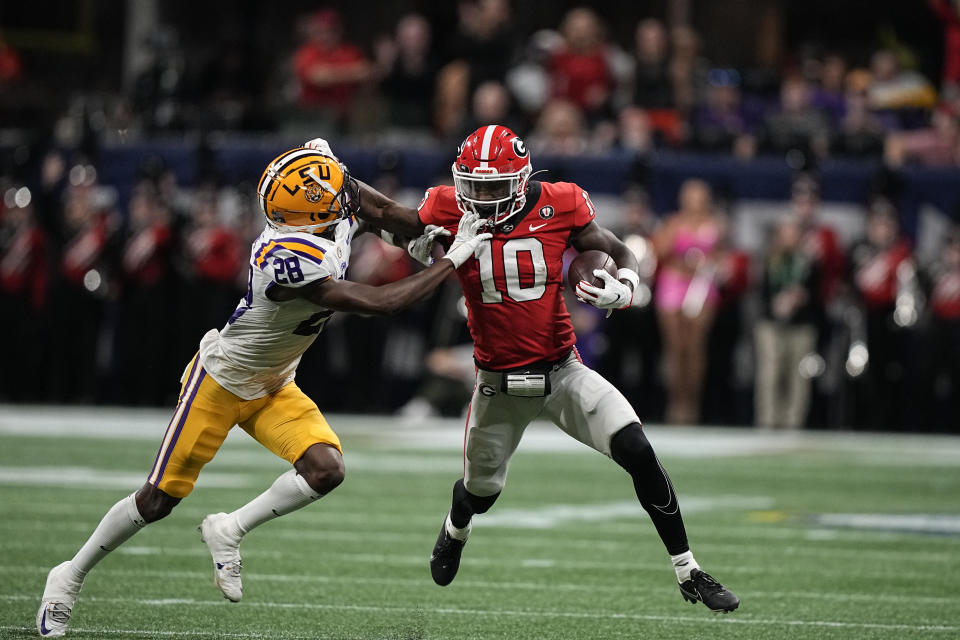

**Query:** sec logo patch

left=539, top=206, right=555, bottom=220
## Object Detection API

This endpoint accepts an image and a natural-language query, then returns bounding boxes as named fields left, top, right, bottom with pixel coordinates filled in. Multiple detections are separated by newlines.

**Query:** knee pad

left=610, top=423, right=656, bottom=475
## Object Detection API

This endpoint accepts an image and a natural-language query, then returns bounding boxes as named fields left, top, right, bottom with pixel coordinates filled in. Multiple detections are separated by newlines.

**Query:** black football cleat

left=430, top=521, right=466, bottom=586
left=679, top=568, right=740, bottom=613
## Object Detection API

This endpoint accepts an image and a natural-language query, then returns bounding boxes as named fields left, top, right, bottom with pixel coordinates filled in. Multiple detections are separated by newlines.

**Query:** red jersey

left=293, top=43, right=366, bottom=111
left=418, top=181, right=597, bottom=370
left=549, top=49, right=612, bottom=111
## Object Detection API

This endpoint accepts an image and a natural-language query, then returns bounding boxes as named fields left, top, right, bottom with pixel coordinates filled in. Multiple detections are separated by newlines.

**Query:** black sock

left=449, top=478, right=500, bottom=529
left=610, top=424, right=690, bottom=556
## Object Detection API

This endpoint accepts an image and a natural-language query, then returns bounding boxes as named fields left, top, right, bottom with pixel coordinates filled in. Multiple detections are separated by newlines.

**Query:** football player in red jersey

left=310, top=127, right=739, bottom=612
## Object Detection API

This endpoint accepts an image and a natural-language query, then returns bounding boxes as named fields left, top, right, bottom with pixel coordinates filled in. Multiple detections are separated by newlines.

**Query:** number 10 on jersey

left=476, top=238, right=548, bottom=303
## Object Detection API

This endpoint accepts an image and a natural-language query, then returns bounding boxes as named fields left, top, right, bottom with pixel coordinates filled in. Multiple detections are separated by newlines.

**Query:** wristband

left=616, top=267, right=641, bottom=293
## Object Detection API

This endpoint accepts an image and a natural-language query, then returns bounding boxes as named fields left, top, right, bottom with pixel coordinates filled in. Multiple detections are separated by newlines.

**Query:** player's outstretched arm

left=302, top=137, right=425, bottom=237
left=354, top=180, right=425, bottom=237
left=293, top=259, right=455, bottom=315
left=269, top=213, right=489, bottom=315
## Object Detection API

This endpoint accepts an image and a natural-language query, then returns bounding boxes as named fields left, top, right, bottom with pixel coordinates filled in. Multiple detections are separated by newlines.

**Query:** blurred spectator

left=436, top=0, right=514, bottom=136
left=668, top=25, right=708, bottom=115
left=598, top=187, right=662, bottom=417
left=446, top=0, right=514, bottom=89
left=691, top=69, right=753, bottom=155
left=49, top=183, right=119, bottom=403
left=549, top=7, right=615, bottom=120
left=632, top=19, right=672, bottom=109
left=884, top=104, right=960, bottom=167
left=701, top=243, right=751, bottom=425
left=455, top=81, right=525, bottom=141
left=867, top=49, right=937, bottom=111
left=760, top=76, right=831, bottom=156
left=653, top=179, right=725, bottom=424
left=810, top=53, right=848, bottom=125
left=376, top=14, right=439, bottom=132
left=923, top=228, right=960, bottom=430
left=0, top=33, right=23, bottom=88
left=505, top=29, right=563, bottom=117
left=847, top=198, right=914, bottom=430
left=791, top=176, right=844, bottom=306
left=832, top=85, right=887, bottom=157
left=928, top=0, right=960, bottom=94
left=616, top=106, right=654, bottom=154
left=293, top=9, right=371, bottom=128
left=0, top=187, right=49, bottom=401
left=755, top=218, right=821, bottom=429
left=113, top=182, right=176, bottom=405
left=527, top=99, right=589, bottom=155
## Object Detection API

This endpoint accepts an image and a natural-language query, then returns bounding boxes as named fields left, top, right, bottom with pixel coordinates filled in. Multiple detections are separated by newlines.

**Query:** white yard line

left=1, top=565, right=952, bottom=604
left=0, top=594, right=955, bottom=633
left=3, top=405, right=960, bottom=463
left=0, top=624, right=315, bottom=639
left=0, top=466, right=255, bottom=490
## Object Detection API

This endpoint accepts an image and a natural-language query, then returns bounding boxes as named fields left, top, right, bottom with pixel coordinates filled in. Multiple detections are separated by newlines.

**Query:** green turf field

left=2, top=407, right=959, bottom=639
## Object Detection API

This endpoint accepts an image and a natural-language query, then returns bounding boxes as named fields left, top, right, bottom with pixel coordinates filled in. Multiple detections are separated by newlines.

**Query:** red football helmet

left=452, top=125, right=533, bottom=225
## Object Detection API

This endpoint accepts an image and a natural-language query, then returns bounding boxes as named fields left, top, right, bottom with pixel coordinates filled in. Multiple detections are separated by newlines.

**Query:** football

left=567, top=250, right=617, bottom=294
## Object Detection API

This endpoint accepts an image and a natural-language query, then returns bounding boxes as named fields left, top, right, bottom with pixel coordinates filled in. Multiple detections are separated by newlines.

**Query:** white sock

left=444, top=513, right=472, bottom=541
left=71, top=493, right=146, bottom=579
left=670, top=550, right=700, bottom=583
left=229, top=469, right=321, bottom=537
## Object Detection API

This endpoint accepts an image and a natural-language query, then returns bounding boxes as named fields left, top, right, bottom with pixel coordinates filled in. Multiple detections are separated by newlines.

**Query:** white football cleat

left=199, top=512, right=243, bottom=602
left=37, top=561, right=83, bottom=637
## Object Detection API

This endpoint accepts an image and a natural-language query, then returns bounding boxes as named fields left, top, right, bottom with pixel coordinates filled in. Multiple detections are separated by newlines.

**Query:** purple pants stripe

left=148, top=357, right=200, bottom=481
left=149, top=364, right=206, bottom=487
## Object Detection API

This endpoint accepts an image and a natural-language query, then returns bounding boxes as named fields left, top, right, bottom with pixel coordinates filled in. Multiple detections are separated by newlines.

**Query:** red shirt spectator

left=850, top=203, right=912, bottom=310
left=293, top=9, right=369, bottom=114
left=549, top=8, right=613, bottom=115
left=189, top=225, right=242, bottom=283
left=0, top=208, right=48, bottom=310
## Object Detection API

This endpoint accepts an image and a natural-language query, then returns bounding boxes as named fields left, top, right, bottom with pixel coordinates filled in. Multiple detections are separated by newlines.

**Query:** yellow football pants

left=147, top=354, right=341, bottom=498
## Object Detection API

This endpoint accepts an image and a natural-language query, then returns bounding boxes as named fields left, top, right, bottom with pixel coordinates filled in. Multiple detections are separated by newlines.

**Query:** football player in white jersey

left=36, top=148, right=491, bottom=637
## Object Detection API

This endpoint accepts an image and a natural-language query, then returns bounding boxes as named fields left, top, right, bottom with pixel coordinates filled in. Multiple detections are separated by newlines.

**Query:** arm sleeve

left=255, top=239, right=337, bottom=288
left=571, top=186, right=598, bottom=229
left=416, top=187, right=443, bottom=227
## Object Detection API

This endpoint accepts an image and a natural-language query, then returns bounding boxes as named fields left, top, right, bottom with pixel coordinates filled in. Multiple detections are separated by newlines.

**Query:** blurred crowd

left=2, top=2, right=959, bottom=167
left=2, top=150, right=959, bottom=433
left=1, top=1, right=960, bottom=431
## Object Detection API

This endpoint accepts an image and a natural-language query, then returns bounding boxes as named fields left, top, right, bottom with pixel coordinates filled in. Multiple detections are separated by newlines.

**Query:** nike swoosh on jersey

left=529, top=222, right=548, bottom=231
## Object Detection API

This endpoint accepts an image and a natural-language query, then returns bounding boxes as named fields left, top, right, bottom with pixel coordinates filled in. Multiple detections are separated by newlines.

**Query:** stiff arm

left=354, top=181, right=425, bottom=238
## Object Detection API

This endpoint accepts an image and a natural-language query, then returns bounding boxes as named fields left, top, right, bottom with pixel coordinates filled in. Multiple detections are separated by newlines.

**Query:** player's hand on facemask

left=303, top=138, right=338, bottom=162
left=443, top=212, right=493, bottom=268
left=576, top=269, right=633, bottom=318
left=406, top=225, right=452, bottom=266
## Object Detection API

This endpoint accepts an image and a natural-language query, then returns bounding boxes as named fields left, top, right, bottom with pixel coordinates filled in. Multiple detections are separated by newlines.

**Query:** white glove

left=443, top=212, right=493, bottom=269
left=576, top=269, right=633, bottom=318
left=303, top=137, right=338, bottom=162
left=407, top=225, right=452, bottom=266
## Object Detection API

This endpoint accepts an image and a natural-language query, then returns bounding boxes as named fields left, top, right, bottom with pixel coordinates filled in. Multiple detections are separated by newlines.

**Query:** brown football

left=567, top=250, right=617, bottom=294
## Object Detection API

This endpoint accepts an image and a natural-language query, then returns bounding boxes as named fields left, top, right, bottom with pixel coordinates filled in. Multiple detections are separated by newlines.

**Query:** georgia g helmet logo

left=512, top=138, right=528, bottom=157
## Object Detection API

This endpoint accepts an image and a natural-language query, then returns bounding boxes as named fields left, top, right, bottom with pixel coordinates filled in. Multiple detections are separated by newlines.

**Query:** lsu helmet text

left=452, top=125, right=533, bottom=225
left=258, top=148, right=360, bottom=233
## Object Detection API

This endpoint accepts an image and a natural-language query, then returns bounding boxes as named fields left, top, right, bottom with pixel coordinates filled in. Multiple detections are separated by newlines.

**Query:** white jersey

left=196, top=217, right=358, bottom=399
